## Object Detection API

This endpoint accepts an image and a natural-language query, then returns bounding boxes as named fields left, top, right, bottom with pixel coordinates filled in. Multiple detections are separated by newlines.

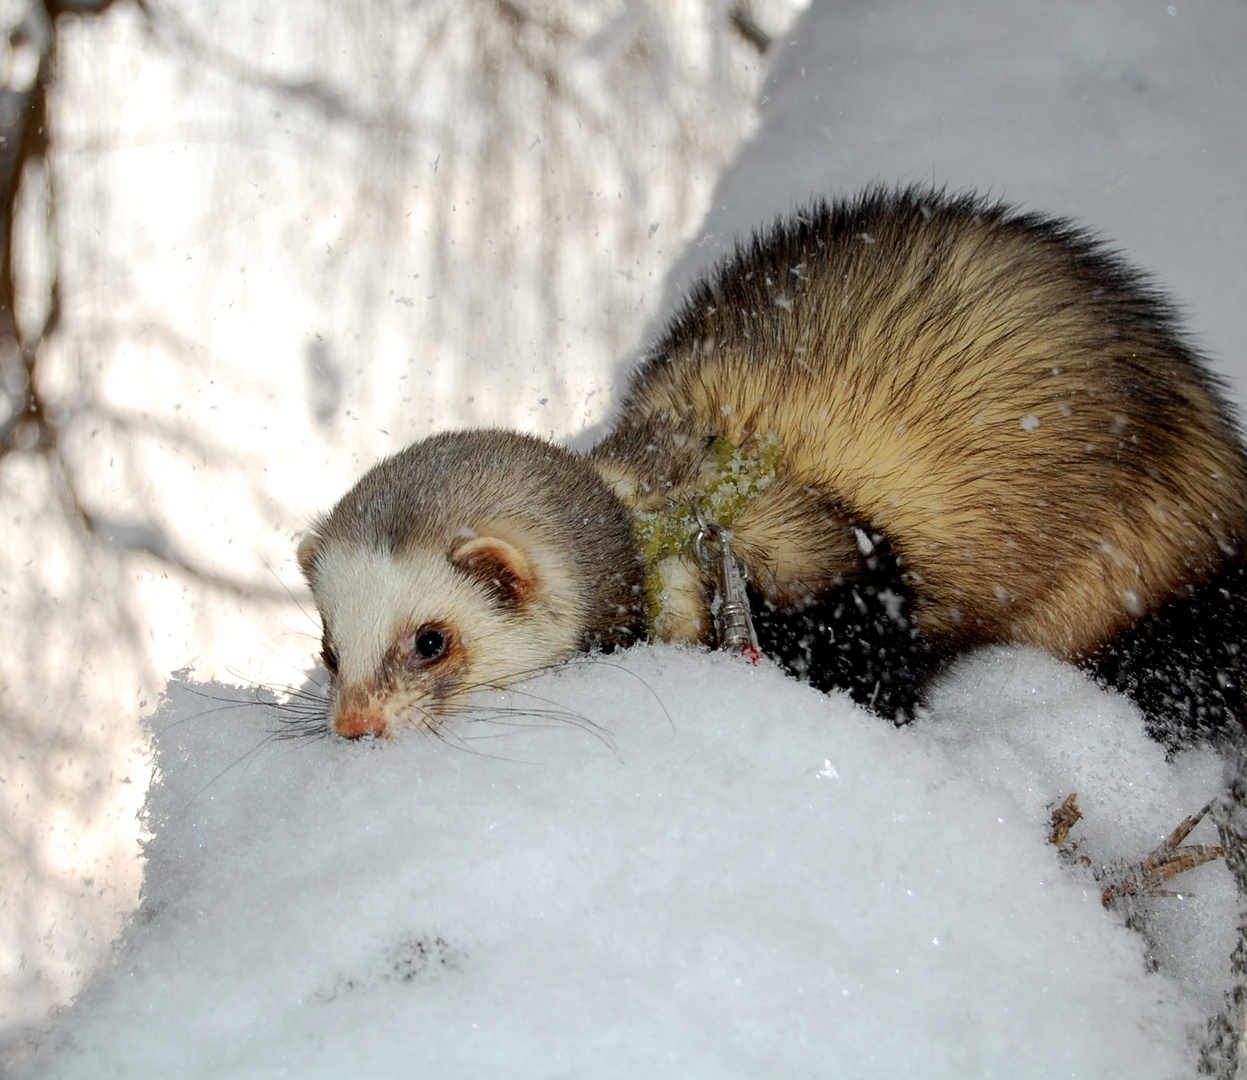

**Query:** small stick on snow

left=1100, top=802, right=1226, bottom=906
left=1049, top=793, right=1082, bottom=849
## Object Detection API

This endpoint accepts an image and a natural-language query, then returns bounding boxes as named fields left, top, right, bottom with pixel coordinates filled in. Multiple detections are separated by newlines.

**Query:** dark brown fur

left=593, top=188, right=1247, bottom=669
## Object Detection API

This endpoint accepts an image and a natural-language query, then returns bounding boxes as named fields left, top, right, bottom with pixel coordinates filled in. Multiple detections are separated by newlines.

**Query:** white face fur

left=306, top=537, right=585, bottom=737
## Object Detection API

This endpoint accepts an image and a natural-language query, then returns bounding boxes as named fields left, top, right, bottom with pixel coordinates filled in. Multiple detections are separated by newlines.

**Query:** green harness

left=630, top=434, right=782, bottom=633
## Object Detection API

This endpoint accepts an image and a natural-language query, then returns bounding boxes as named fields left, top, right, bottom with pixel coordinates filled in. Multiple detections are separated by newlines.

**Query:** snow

left=652, top=0, right=1247, bottom=405
left=19, top=0, right=1247, bottom=1074
left=24, top=650, right=1233, bottom=1077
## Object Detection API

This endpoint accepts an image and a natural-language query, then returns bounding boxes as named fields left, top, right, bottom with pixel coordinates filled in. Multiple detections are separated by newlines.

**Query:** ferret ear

left=296, top=533, right=321, bottom=582
left=451, top=535, right=533, bottom=606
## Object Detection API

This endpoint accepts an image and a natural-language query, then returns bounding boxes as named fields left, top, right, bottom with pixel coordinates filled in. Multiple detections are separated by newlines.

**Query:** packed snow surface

left=27, top=647, right=1234, bottom=1078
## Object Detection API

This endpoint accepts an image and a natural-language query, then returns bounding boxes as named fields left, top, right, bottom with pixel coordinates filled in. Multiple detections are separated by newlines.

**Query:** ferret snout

left=332, top=684, right=391, bottom=739
left=333, top=708, right=389, bottom=739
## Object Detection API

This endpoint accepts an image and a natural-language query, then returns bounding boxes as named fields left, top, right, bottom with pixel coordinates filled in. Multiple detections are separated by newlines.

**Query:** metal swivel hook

left=693, top=499, right=760, bottom=663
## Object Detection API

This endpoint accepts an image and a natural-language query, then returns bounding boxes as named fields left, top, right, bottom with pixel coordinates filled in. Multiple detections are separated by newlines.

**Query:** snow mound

left=26, top=645, right=1233, bottom=1078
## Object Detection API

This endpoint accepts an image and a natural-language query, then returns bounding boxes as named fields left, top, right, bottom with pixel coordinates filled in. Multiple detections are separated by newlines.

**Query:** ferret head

left=297, top=527, right=584, bottom=737
left=298, top=430, right=646, bottom=737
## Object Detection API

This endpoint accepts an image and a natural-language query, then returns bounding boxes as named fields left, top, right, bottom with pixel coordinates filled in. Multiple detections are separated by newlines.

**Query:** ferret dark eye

left=321, top=638, right=339, bottom=675
left=414, top=628, right=446, bottom=661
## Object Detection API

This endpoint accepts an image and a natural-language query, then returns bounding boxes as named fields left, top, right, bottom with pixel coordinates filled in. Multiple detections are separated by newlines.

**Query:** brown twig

left=1100, top=802, right=1225, bottom=906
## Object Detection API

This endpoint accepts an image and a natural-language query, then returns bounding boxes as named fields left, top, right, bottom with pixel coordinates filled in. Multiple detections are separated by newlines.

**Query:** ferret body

left=298, top=188, right=1247, bottom=745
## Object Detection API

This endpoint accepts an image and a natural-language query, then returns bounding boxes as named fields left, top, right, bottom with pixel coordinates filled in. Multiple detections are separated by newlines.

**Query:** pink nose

left=334, top=709, right=389, bottom=739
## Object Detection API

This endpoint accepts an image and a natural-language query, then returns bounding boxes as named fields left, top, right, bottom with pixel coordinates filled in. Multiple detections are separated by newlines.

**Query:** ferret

left=298, top=187, right=1247, bottom=747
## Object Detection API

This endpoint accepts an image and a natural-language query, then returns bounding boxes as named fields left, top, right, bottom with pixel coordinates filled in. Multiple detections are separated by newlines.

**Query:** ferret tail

left=1087, top=551, right=1247, bottom=751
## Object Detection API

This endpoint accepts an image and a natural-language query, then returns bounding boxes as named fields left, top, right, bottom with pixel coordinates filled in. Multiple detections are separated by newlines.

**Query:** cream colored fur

left=311, top=537, right=588, bottom=732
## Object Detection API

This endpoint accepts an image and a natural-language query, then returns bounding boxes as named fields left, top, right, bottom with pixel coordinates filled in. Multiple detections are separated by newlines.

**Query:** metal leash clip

left=693, top=499, right=761, bottom=664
